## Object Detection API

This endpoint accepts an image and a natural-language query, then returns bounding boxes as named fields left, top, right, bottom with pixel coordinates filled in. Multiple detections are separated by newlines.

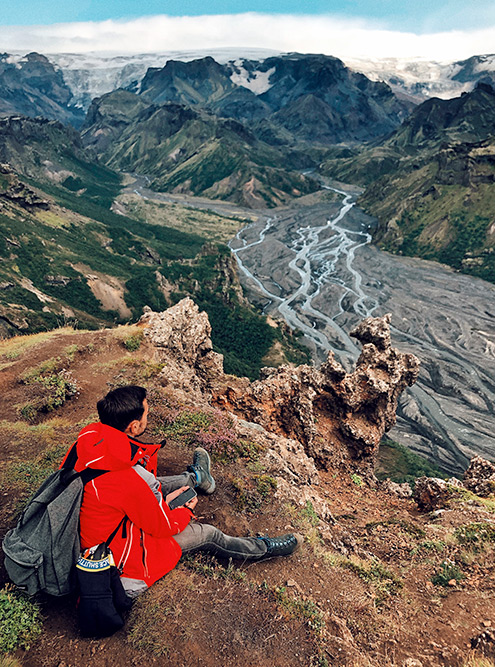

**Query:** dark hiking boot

left=188, top=447, right=216, bottom=494
left=258, top=533, right=303, bottom=558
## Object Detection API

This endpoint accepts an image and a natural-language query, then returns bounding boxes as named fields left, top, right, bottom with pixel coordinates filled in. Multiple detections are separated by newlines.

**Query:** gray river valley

left=229, top=187, right=495, bottom=475
left=129, top=179, right=495, bottom=475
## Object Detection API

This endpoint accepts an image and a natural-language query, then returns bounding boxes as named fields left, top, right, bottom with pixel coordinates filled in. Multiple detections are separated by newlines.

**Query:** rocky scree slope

left=1, top=298, right=495, bottom=666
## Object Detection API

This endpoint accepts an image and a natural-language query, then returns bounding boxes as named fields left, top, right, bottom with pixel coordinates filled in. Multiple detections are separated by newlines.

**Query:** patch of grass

left=454, top=522, right=495, bottom=552
left=410, top=539, right=446, bottom=556
left=3, top=442, right=68, bottom=505
left=285, top=501, right=322, bottom=550
left=274, top=586, right=325, bottom=634
left=123, top=331, right=144, bottom=351
left=325, top=553, right=403, bottom=603
left=20, top=357, right=60, bottom=383
left=462, top=652, right=495, bottom=667
left=431, top=559, right=465, bottom=587
left=449, top=487, right=495, bottom=512
left=181, top=553, right=247, bottom=583
left=0, top=656, right=23, bottom=667
left=102, top=357, right=166, bottom=387
left=299, top=501, right=320, bottom=528
left=0, top=586, right=42, bottom=654
left=0, top=417, right=72, bottom=448
left=0, top=328, right=78, bottom=361
left=366, top=518, right=425, bottom=538
left=64, top=344, right=79, bottom=361
left=127, top=600, right=170, bottom=657
left=232, top=474, right=277, bottom=513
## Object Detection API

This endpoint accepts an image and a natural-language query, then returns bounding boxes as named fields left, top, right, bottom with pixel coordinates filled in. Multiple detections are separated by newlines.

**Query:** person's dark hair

left=97, top=385, right=147, bottom=432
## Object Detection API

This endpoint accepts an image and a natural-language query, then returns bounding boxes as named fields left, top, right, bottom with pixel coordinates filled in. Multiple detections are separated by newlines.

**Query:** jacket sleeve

left=118, top=469, right=192, bottom=537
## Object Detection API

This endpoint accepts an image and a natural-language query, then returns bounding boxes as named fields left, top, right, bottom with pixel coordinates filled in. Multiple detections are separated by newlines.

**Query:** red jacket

left=62, top=422, right=192, bottom=586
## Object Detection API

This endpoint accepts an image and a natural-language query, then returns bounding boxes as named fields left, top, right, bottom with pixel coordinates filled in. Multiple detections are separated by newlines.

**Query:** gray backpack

left=2, top=448, right=107, bottom=597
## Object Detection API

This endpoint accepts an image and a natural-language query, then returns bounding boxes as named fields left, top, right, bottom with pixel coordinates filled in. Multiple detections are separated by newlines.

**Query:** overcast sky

left=1, top=1, right=494, bottom=60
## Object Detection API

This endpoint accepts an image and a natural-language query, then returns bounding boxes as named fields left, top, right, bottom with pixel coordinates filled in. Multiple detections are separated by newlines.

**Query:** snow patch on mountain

left=229, top=62, right=275, bottom=95
left=343, top=56, right=486, bottom=101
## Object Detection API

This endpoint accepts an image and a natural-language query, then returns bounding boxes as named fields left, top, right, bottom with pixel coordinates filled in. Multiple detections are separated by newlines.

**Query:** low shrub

left=0, top=586, right=42, bottom=654
left=232, top=474, right=277, bottom=512
left=123, top=331, right=144, bottom=351
left=431, top=559, right=465, bottom=587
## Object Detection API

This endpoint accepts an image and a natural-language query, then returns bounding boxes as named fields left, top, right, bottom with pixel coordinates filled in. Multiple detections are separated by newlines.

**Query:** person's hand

left=184, top=496, right=198, bottom=511
left=165, top=486, right=190, bottom=506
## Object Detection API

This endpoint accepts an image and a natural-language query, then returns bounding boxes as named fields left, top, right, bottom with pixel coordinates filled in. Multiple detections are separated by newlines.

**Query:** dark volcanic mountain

left=139, top=56, right=271, bottom=123
left=138, top=54, right=410, bottom=145
left=387, top=82, right=495, bottom=149
left=82, top=89, right=318, bottom=207
left=0, top=52, right=84, bottom=127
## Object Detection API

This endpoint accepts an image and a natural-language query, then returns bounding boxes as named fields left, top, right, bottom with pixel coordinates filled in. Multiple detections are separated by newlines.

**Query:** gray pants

left=158, top=472, right=267, bottom=559
left=121, top=470, right=267, bottom=597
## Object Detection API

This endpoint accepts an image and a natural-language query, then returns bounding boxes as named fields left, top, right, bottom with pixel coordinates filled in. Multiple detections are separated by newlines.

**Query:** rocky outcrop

left=139, top=302, right=418, bottom=478
left=214, top=313, right=419, bottom=470
left=0, top=163, right=49, bottom=210
left=139, top=298, right=224, bottom=397
left=382, top=479, right=413, bottom=499
left=463, top=455, right=495, bottom=497
left=413, top=475, right=466, bottom=511
left=233, top=416, right=334, bottom=523
left=413, top=477, right=453, bottom=511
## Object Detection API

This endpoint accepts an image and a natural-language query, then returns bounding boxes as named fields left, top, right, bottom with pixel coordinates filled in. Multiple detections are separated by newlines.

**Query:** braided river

left=229, top=187, right=495, bottom=475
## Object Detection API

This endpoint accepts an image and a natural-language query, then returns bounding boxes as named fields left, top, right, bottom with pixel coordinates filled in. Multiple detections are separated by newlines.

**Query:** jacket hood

left=75, top=422, right=160, bottom=472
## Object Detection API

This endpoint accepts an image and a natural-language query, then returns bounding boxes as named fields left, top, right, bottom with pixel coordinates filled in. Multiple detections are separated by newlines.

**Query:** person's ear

left=125, top=420, right=140, bottom=436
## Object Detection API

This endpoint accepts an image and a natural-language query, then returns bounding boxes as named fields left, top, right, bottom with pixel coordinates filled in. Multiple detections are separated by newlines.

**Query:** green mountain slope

left=321, top=84, right=495, bottom=284
left=82, top=90, right=318, bottom=208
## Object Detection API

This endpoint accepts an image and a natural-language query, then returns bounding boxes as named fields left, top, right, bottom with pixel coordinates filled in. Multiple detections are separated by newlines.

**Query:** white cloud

left=0, top=13, right=494, bottom=61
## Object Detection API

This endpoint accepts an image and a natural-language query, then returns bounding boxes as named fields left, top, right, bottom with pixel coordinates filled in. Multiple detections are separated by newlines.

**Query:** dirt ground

left=1, top=326, right=494, bottom=667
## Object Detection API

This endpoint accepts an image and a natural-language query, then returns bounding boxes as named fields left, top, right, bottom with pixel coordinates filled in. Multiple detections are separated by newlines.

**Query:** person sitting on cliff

left=62, top=384, right=302, bottom=598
